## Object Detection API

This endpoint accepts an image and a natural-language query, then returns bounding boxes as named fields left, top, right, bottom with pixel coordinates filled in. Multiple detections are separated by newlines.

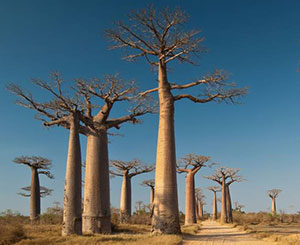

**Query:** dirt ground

left=182, top=220, right=274, bottom=244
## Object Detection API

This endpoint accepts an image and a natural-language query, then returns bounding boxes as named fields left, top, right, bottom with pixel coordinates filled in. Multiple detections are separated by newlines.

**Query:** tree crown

left=13, top=156, right=54, bottom=179
left=268, top=189, right=281, bottom=199
left=110, top=159, right=154, bottom=178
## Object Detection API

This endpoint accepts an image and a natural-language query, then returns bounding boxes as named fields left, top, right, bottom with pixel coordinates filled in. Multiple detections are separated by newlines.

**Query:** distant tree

left=8, top=73, right=86, bottom=235
left=233, top=202, right=245, bottom=213
left=13, top=156, right=53, bottom=222
left=268, top=189, right=281, bottom=215
left=110, top=159, right=154, bottom=223
left=195, top=188, right=205, bottom=219
left=8, top=73, right=152, bottom=235
left=46, top=201, right=63, bottom=216
left=205, top=167, right=244, bottom=223
left=107, top=6, right=247, bottom=234
left=207, top=186, right=221, bottom=220
left=177, top=154, right=210, bottom=225
left=141, top=179, right=155, bottom=210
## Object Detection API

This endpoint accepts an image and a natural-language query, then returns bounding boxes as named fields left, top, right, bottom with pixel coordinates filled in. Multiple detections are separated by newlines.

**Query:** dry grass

left=13, top=223, right=181, bottom=245
left=0, top=224, right=26, bottom=245
left=181, top=223, right=201, bottom=235
left=266, top=234, right=300, bottom=245
left=234, top=217, right=300, bottom=244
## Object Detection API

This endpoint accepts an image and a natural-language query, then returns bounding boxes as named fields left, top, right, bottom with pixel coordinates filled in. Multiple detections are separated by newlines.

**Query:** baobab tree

left=195, top=188, right=206, bottom=220
left=8, top=73, right=152, bottom=235
left=77, top=76, right=152, bottom=233
left=107, top=6, right=247, bottom=234
left=268, top=189, right=281, bottom=215
left=205, top=167, right=243, bottom=223
left=13, top=156, right=53, bottom=222
left=8, top=74, right=87, bottom=235
left=141, top=179, right=155, bottom=210
left=177, top=154, right=210, bottom=225
left=110, top=159, right=154, bottom=223
left=207, top=186, right=221, bottom=220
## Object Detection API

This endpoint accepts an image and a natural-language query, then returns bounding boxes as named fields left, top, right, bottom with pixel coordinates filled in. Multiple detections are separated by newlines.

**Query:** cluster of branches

left=110, top=159, right=154, bottom=177
left=13, top=156, right=54, bottom=179
left=18, top=186, right=53, bottom=198
left=268, top=189, right=281, bottom=199
left=177, top=154, right=211, bottom=174
left=106, top=6, right=247, bottom=104
left=205, top=167, right=244, bottom=186
left=7, top=72, right=154, bottom=134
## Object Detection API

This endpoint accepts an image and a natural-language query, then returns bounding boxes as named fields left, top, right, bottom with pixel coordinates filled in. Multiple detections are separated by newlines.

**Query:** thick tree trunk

left=120, top=173, right=131, bottom=223
left=30, top=167, right=40, bottom=222
left=226, top=185, right=233, bottom=223
left=197, top=200, right=203, bottom=218
left=220, top=175, right=227, bottom=223
left=150, top=187, right=154, bottom=210
left=195, top=198, right=199, bottom=220
left=272, top=198, right=276, bottom=215
left=62, top=114, right=82, bottom=236
left=184, top=172, right=196, bottom=225
left=83, top=130, right=111, bottom=234
left=151, top=60, right=180, bottom=234
left=212, top=191, right=218, bottom=220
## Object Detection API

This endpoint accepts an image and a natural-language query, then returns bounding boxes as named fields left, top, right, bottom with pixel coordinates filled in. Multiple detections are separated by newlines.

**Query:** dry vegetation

left=0, top=210, right=181, bottom=245
left=233, top=211, right=300, bottom=244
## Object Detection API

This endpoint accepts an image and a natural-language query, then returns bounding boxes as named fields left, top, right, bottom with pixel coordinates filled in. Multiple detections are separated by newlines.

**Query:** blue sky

left=0, top=0, right=299, bottom=215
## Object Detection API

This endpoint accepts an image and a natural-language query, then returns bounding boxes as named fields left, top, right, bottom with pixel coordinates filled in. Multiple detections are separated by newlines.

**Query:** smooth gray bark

left=212, top=191, right=218, bottom=220
left=226, top=185, right=233, bottom=223
left=62, top=115, right=82, bottom=236
left=120, top=173, right=131, bottom=223
left=83, top=130, right=111, bottom=233
left=151, top=61, right=180, bottom=234
left=30, top=167, right=40, bottom=222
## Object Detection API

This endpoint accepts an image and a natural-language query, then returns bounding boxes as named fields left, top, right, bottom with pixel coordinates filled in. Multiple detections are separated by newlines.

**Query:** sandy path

left=182, top=220, right=273, bottom=244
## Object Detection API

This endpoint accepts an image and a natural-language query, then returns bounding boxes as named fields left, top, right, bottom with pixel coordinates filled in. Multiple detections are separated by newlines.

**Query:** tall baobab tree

left=8, top=73, right=87, bottom=235
left=8, top=73, right=152, bottom=235
left=195, top=188, right=205, bottom=220
left=141, top=179, right=155, bottom=210
left=107, top=6, right=247, bottom=234
left=268, top=189, right=281, bottom=215
left=205, top=167, right=243, bottom=223
left=18, top=186, right=53, bottom=218
left=110, top=159, right=154, bottom=223
left=207, top=186, right=221, bottom=220
left=177, top=154, right=210, bottom=225
left=13, top=156, right=53, bottom=222
left=77, top=76, right=152, bottom=233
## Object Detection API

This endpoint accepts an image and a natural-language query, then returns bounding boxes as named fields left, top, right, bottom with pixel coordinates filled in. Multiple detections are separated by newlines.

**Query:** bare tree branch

left=110, top=159, right=154, bottom=178
left=177, top=154, right=210, bottom=174
left=268, top=189, right=281, bottom=199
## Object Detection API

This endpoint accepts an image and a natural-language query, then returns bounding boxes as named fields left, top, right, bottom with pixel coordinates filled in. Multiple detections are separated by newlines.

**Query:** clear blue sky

left=0, top=0, right=299, bottom=215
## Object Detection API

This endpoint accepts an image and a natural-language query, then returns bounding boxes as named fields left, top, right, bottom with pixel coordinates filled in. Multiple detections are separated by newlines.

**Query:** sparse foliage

left=205, top=167, right=244, bottom=223
left=107, top=5, right=247, bottom=234
left=110, top=159, right=154, bottom=223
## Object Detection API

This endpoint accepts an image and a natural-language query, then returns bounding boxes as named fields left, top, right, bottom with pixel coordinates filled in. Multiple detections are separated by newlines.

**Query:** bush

left=233, top=211, right=300, bottom=225
left=40, top=213, right=62, bottom=224
left=0, top=209, right=29, bottom=225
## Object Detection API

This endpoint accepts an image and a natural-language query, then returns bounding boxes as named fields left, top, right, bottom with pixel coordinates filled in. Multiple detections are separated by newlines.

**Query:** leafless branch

left=177, top=154, right=210, bottom=174
left=268, top=189, right=281, bottom=199
left=110, top=159, right=154, bottom=178
left=106, top=6, right=205, bottom=65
